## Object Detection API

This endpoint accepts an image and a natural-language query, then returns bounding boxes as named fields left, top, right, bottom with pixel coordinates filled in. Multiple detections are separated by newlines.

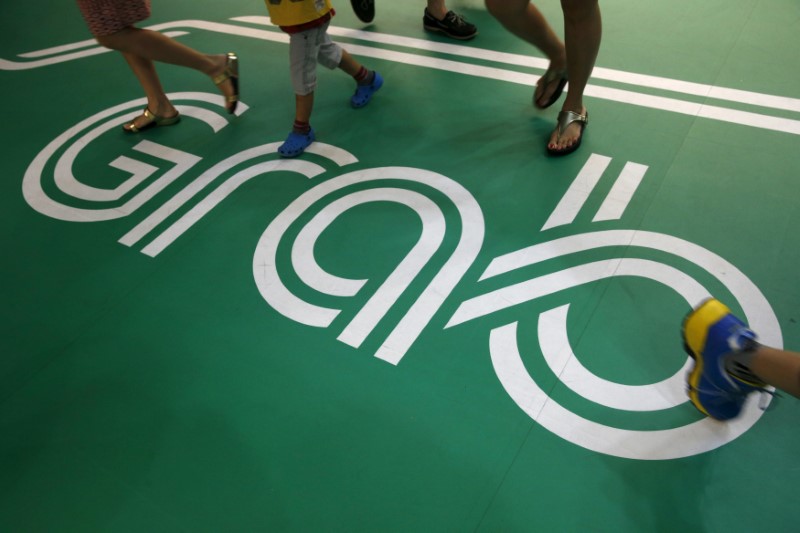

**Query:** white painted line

left=334, top=189, right=446, bottom=350
left=234, top=16, right=800, bottom=114
left=538, top=304, right=692, bottom=412
left=541, top=154, right=611, bottom=231
left=5, top=18, right=800, bottom=134
left=593, top=162, right=648, bottom=222
left=142, top=159, right=325, bottom=257
left=17, top=31, right=188, bottom=58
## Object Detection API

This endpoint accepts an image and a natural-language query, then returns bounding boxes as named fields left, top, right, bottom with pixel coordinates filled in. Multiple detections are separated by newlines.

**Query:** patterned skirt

left=76, top=0, right=152, bottom=37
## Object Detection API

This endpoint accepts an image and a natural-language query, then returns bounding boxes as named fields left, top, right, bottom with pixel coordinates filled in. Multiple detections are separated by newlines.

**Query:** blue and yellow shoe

left=682, top=298, right=767, bottom=420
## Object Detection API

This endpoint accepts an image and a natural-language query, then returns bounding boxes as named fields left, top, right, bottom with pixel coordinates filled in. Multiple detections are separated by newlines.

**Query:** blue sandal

left=351, top=71, right=384, bottom=108
left=278, top=129, right=315, bottom=158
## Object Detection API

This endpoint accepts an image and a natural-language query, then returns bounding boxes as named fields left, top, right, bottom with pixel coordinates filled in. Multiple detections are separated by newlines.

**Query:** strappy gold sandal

left=213, top=52, right=239, bottom=114
left=547, top=109, right=588, bottom=156
left=122, top=108, right=181, bottom=133
left=534, top=67, right=567, bottom=109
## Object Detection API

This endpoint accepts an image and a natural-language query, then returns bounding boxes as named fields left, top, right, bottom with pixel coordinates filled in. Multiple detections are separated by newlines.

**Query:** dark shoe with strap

left=423, top=9, right=477, bottom=40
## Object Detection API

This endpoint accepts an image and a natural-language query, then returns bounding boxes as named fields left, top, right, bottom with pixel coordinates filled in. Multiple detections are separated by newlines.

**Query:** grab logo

left=22, top=95, right=782, bottom=460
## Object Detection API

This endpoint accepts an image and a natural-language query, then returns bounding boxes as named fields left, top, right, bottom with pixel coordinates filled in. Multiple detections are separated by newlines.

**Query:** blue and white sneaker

left=682, top=298, right=767, bottom=420
left=351, top=71, right=383, bottom=108
left=278, top=128, right=315, bottom=158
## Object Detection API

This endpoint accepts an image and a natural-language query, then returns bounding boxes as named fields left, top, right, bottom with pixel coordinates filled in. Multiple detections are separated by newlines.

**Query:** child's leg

left=337, top=50, right=366, bottom=78
left=294, top=92, right=314, bottom=132
left=316, top=23, right=383, bottom=107
left=280, top=29, right=321, bottom=157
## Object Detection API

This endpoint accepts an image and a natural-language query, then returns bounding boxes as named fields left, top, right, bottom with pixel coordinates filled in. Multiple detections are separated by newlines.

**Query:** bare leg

left=97, top=27, right=236, bottom=105
left=485, top=0, right=566, bottom=105
left=295, top=93, right=314, bottom=125
left=749, top=346, right=800, bottom=398
left=338, top=50, right=362, bottom=77
left=549, top=0, right=601, bottom=151
left=121, top=52, right=177, bottom=128
left=426, top=0, right=448, bottom=19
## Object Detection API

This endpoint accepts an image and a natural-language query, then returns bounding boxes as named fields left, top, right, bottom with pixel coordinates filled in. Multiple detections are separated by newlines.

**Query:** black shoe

left=422, top=9, right=477, bottom=40
left=350, top=0, right=375, bottom=23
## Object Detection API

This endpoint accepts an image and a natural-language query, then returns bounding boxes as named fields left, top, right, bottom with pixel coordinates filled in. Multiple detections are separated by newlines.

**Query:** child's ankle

left=293, top=120, right=311, bottom=134
left=353, top=66, right=374, bottom=86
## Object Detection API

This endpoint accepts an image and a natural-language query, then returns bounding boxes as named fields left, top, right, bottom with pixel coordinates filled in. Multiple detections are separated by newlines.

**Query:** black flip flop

left=534, top=68, right=567, bottom=109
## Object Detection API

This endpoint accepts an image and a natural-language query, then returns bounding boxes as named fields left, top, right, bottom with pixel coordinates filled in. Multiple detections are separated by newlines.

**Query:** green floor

left=2, top=0, right=800, bottom=530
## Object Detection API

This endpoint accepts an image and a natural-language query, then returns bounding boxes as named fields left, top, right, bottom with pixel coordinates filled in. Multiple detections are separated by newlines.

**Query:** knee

left=485, top=0, right=523, bottom=19
left=561, top=0, right=598, bottom=21
left=95, top=27, right=133, bottom=50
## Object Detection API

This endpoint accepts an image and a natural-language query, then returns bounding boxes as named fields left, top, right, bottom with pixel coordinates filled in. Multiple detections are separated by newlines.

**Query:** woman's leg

left=485, top=0, right=566, bottom=105
left=120, top=52, right=177, bottom=127
left=97, top=27, right=237, bottom=106
left=549, top=0, right=601, bottom=151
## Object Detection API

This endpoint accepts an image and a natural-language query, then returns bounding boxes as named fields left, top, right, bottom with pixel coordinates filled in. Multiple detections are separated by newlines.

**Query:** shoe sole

left=423, top=25, right=477, bottom=40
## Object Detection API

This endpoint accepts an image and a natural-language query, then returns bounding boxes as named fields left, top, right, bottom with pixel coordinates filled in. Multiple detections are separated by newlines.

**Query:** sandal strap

left=540, top=67, right=567, bottom=85
left=213, top=52, right=239, bottom=86
left=212, top=71, right=230, bottom=85
left=555, top=110, right=588, bottom=137
left=125, top=107, right=155, bottom=132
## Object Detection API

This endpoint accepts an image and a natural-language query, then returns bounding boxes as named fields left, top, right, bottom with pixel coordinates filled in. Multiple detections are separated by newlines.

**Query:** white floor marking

left=333, top=189, right=446, bottom=349
left=490, top=322, right=768, bottom=460
left=253, top=167, right=484, bottom=365
left=142, top=159, right=325, bottom=257
left=593, top=162, right=648, bottom=222
left=541, top=154, right=611, bottom=231
left=539, top=304, right=692, bottom=412
left=24, top=92, right=244, bottom=224
left=3, top=18, right=799, bottom=133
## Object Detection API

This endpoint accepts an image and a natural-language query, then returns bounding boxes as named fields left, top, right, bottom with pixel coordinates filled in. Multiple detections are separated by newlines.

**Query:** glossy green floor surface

left=2, top=1, right=799, bottom=531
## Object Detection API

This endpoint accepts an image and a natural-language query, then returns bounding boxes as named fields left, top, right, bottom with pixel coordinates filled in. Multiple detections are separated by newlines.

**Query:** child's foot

left=351, top=71, right=383, bottom=108
left=278, top=128, right=315, bottom=158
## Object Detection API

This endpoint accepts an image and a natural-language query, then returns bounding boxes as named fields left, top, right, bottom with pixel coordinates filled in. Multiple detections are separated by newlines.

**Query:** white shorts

left=288, top=21, right=343, bottom=96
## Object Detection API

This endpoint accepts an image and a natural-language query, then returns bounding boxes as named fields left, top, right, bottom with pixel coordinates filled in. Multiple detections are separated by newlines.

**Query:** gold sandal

left=122, top=108, right=181, bottom=133
left=213, top=52, right=239, bottom=114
